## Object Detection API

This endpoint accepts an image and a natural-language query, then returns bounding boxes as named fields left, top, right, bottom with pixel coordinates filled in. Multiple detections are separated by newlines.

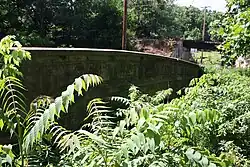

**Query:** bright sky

left=175, top=0, right=227, bottom=12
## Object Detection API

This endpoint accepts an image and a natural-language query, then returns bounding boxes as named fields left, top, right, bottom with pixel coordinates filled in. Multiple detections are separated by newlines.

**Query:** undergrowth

left=0, top=36, right=250, bottom=166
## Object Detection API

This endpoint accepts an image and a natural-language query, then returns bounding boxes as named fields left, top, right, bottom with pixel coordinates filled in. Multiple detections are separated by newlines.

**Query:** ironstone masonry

left=20, top=48, right=202, bottom=129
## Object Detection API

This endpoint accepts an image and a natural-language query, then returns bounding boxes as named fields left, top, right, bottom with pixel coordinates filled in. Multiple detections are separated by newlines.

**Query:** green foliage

left=193, top=52, right=222, bottom=67
left=0, top=35, right=31, bottom=166
left=55, top=84, right=231, bottom=166
left=174, top=6, right=222, bottom=40
left=24, top=141, right=60, bottom=167
left=210, top=0, right=250, bottom=65
left=0, top=36, right=104, bottom=166
left=0, top=144, right=15, bottom=166
left=128, top=1, right=222, bottom=40
left=0, top=0, right=123, bottom=48
left=23, top=74, right=102, bottom=152
left=0, top=46, right=31, bottom=135
left=0, top=0, right=222, bottom=48
left=1, top=36, right=250, bottom=167
left=174, top=67, right=250, bottom=166
left=0, top=36, right=31, bottom=78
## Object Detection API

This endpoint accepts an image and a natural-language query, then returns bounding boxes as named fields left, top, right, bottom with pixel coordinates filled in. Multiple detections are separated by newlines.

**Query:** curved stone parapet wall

left=20, top=48, right=202, bottom=129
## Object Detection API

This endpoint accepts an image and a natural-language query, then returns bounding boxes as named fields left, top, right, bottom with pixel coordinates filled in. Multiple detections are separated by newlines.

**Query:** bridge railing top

left=12, top=47, right=200, bottom=66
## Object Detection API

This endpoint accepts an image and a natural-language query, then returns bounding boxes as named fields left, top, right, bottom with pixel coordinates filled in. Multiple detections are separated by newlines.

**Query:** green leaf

left=200, top=157, right=209, bottom=166
left=119, top=120, right=126, bottom=134
left=189, top=112, right=196, bottom=125
left=148, top=138, right=155, bottom=153
left=127, top=139, right=136, bottom=154
left=137, top=118, right=145, bottom=130
left=67, top=84, right=75, bottom=103
left=193, top=151, right=202, bottom=161
left=74, top=77, right=83, bottom=95
left=55, top=97, right=62, bottom=117
left=6, top=154, right=12, bottom=165
left=78, top=130, right=106, bottom=145
left=131, top=134, right=140, bottom=148
left=121, top=144, right=129, bottom=158
left=186, top=148, right=195, bottom=160
left=0, top=119, right=4, bottom=130
left=112, top=127, right=120, bottom=139
left=208, top=163, right=217, bottom=167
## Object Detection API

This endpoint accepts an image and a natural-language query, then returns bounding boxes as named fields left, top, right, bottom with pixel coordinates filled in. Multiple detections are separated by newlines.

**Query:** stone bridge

left=20, top=48, right=202, bottom=129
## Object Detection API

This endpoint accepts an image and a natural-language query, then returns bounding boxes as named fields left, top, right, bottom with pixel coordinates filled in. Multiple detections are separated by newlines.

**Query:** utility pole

left=122, top=0, right=128, bottom=50
left=200, top=6, right=209, bottom=64
left=202, top=8, right=206, bottom=41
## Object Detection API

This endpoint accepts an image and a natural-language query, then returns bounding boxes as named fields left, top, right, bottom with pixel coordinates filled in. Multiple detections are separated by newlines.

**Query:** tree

left=210, top=0, right=250, bottom=65
left=173, top=6, right=223, bottom=40
left=0, top=0, right=123, bottom=48
left=0, top=0, right=222, bottom=48
left=128, top=0, right=176, bottom=38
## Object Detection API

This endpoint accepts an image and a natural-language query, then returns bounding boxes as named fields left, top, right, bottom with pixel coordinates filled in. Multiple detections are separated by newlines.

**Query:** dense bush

left=52, top=68, right=250, bottom=166
left=173, top=67, right=250, bottom=165
left=60, top=67, right=250, bottom=166
left=1, top=36, right=250, bottom=166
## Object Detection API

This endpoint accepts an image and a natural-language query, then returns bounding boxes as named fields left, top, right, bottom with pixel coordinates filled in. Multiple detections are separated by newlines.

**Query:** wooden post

left=122, top=0, right=128, bottom=50
left=201, top=7, right=207, bottom=64
left=202, top=8, right=206, bottom=42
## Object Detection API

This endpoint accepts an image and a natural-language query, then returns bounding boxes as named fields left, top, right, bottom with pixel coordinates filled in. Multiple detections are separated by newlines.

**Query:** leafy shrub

left=0, top=36, right=250, bottom=167
left=55, top=85, right=229, bottom=166
left=172, top=67, right=250, bottom=165
left=0, top=36, right=103, bottom=166
left=210, top=0, right=250, bottom=65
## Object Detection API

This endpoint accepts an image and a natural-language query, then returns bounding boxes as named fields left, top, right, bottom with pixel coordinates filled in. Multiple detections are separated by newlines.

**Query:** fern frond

left=0, top=77, right=26, bottom=122
left=48, top=98, right=113, bottom=154
left=49, top=122, right=80, bottom=154
left=25, top=142, right=60, bottom=167
left=152, top=88, right=173, bottom=105
left=111, top=96, right=130, bottom=106
left=84, top=98, right=115, bottom=135
left=26, top=96, right=54, bottom=122
left=49, top=122, right=107, bottom=154
left=23, top=74, right=102, bottom=152
left=56, top=132, right=82, bottom=154
left=86, top=98, right=111, bottom=117
left=129, top=85, right=141, bottom=102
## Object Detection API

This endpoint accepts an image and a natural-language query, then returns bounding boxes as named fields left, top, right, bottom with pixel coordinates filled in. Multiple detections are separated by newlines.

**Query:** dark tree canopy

left=0, top=0, right=222, bottom=48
